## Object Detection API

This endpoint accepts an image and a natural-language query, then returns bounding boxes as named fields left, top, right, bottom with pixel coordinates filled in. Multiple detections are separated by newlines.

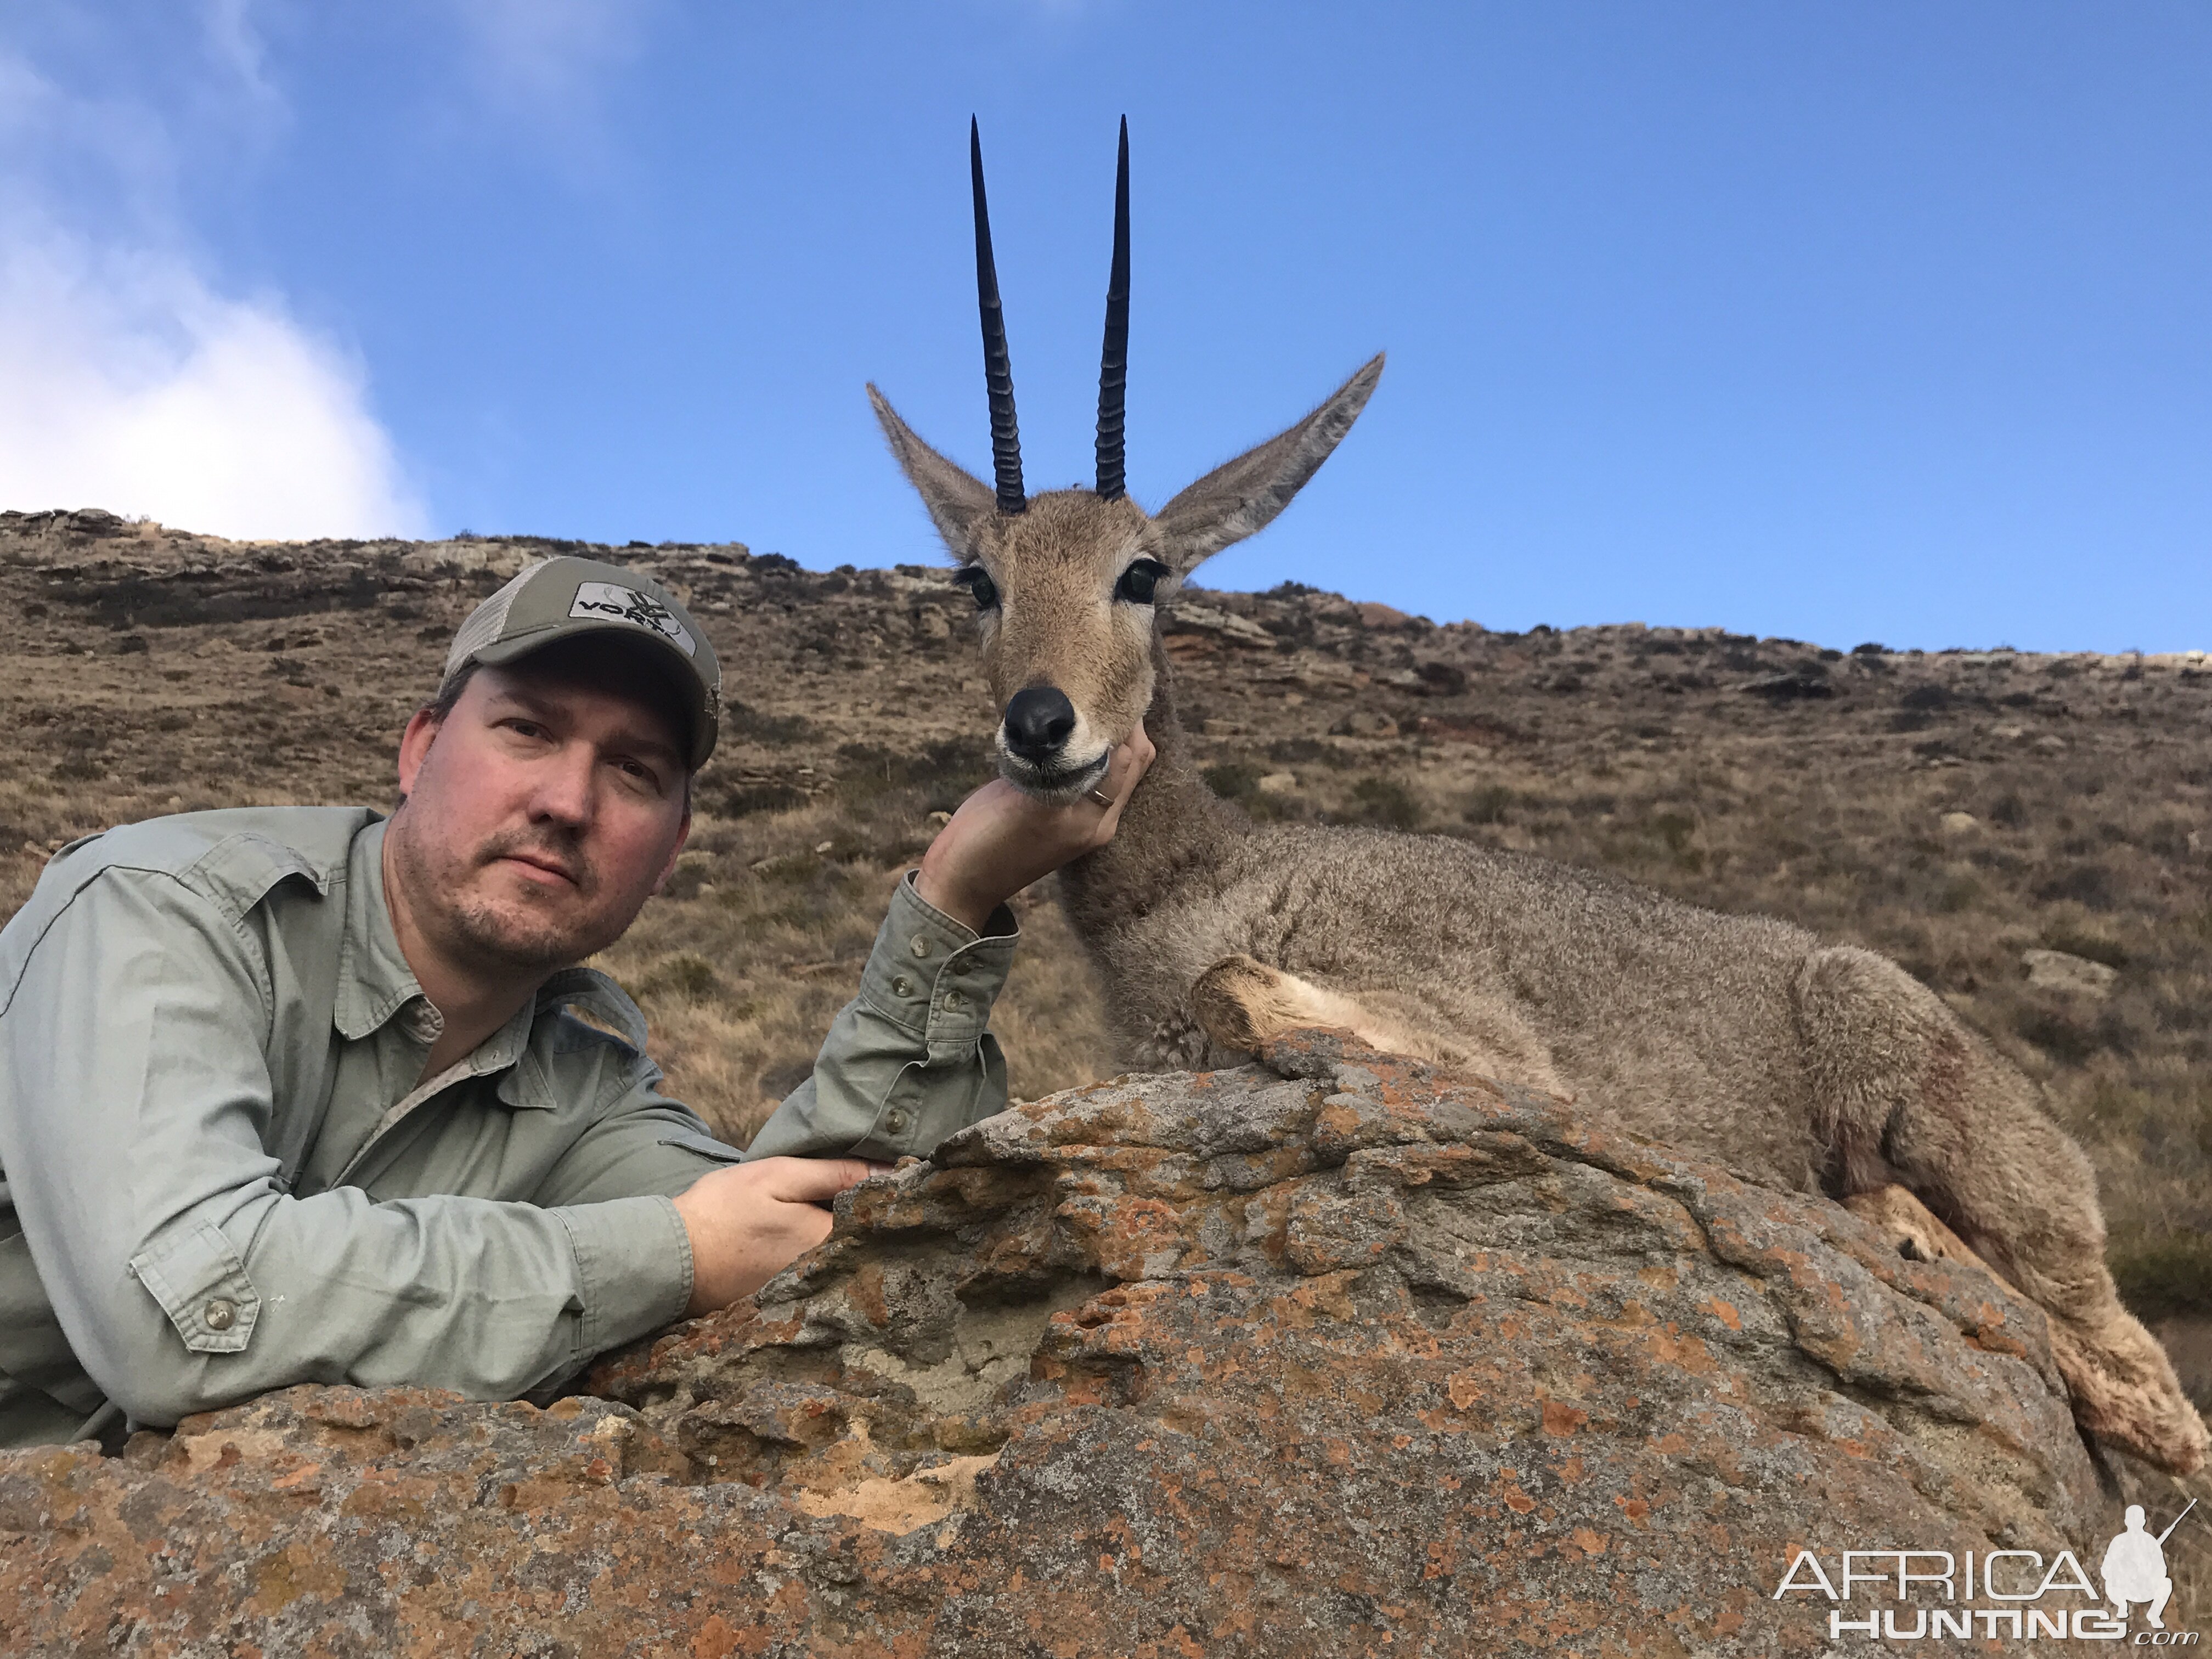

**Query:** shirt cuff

left=859, top=872, right=1020, bottom=1054
left=552, top=1193, right=695, bottom=1358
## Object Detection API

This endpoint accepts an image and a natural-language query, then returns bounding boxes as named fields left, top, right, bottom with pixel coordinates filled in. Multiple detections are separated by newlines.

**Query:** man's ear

left=396, top=706, right=443, bottom=802
left=1148, top=354, right=1384, bottom=577
left=868, top=385, right=998, bottom=560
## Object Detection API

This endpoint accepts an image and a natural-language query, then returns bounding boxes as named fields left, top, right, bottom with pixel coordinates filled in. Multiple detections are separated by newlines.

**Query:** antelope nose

left=1003, top=686, right=1077, bottom=759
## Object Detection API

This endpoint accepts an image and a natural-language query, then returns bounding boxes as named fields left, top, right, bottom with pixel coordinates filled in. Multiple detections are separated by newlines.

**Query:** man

left=2101, top=1504, right=2177, bottom=1630
left=0, top=556, right=1151, bottom=1447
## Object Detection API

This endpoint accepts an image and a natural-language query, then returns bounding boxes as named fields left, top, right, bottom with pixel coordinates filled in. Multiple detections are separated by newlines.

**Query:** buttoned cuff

left=859, top=872, right=1019, bottom=1057
left=129, top=1220, right=261, bottom=1356
left=552, top=1194, right=695, bottom=1358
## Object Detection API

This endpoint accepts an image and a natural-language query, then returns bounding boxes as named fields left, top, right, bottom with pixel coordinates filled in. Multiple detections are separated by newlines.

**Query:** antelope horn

left=970, top=117, right=1025, bottom=514
left=1095, top=116, right=1131, bottom=501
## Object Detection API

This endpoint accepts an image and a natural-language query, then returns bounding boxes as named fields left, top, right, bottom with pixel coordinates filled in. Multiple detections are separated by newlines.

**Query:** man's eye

left=952, top=568, right=1000, bottom=611
left=1115, top=560, right=1169, bottom=605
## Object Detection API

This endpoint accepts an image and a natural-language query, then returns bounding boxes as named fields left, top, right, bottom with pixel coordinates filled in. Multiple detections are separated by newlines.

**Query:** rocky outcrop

left=0, top=1032, right=2180, bottom=1655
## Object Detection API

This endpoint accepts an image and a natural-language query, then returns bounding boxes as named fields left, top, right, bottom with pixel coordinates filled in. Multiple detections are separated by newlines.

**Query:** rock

left=1414, top=659, right=1469, bottom=696
left=1256, top=770, right=1297, bottom=794
left=1352, top=600, right=1413, bottom=629
left=1737, top=668, right=1835, bottom=700
left=0, top=1031, right=2148, bottom=1656
left=1256, top=658, right=1361, bottom=693
left=1375, top=662, right=1473, bottom=698
left=1334, top=710, right=1400, bottom=737
left=2023, top=947, right=2119, bottom=997
left=1163, top=602, right=1276, bottom=650
left=1939, top=810, right=1979, bottom=835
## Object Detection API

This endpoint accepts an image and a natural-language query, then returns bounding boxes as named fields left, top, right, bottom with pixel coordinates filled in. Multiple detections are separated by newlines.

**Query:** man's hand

left=915, top=725, right=1158, bottom=933
left=671, top=1156, right=881, bottom=1315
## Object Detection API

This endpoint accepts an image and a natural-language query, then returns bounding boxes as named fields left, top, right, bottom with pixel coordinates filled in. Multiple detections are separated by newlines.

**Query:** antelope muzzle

left=996, top=684, right=1109, bottom=800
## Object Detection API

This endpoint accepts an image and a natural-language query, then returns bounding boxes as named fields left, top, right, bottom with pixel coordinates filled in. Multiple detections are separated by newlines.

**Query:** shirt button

left=891, top=975, right=913, bottom=996
left=204, top=1299, right=237, bottom=1331
left=943, top=990, right=966, bottom=1012
left=883, top=1108, right=911, bottom=1136
left=910, top=936, right=933, bottom=958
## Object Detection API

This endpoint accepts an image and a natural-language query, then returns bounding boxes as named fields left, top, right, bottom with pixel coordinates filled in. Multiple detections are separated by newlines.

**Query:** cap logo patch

left=569, top=582, right=698, bottom=657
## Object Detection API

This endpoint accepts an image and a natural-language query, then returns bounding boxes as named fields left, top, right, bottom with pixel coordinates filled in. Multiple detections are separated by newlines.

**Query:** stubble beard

left=391, top=815, right=615, bottom=980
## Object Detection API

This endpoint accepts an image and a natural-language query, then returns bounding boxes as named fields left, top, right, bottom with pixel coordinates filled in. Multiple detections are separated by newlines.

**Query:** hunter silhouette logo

left=569, top=582, right=698, bottom=657
left=1775, top=1499, right=2203, bottom=1643
left=2104, top=1500, right=2194, bottom=1631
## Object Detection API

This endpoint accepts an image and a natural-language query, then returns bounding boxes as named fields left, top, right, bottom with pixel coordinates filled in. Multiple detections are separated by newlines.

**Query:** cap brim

left=466, top=620, right=716, bottom=769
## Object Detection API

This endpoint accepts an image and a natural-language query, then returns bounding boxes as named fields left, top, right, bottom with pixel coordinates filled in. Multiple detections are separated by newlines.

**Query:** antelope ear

left=869, top=385, right=998, bottom=560
left=1149, top=354, right=1383, bottom=575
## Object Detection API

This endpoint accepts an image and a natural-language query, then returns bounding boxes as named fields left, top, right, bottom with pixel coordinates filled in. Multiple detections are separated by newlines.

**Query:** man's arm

left=741, top=872, right=1017, bottom=1161
left=525, top=1055, right=876, bottom=1314
left=0, top=870, right=692, bottom=1426
left=743, top=727, right=1155, bottom=1160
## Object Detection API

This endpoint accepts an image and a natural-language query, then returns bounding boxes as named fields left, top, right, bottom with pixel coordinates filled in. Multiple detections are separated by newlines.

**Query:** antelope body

left=864, top=120, right=2208, bottom=1475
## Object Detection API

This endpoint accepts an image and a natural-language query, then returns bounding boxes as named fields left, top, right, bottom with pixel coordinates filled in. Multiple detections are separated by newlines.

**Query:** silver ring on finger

left=1087, top=786, right=1115, bottom=809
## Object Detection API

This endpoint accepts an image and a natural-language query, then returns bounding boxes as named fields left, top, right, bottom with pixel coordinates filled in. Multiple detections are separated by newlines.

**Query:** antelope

left=863, top=118, right=2208, bottom=1475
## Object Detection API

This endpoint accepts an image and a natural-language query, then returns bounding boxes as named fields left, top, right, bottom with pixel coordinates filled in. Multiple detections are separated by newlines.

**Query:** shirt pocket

left=129, top=1221, right=259, bottom=1355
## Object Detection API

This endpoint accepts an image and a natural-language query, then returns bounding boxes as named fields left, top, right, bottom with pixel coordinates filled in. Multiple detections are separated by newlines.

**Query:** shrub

left=2109, top=1232, right=2212, bottom=1321
left=635, top=953, right=722, bottom=1003
left=709, top=781, right=805, bottom=819
left=2034, top=863, right=2120, bottom=911
left=1463, top=784, right=1515, bottom=825
left=725, top=700, right=814, bottom=746
left=1350, top=777, right=1421, bottom=830
left=1203, top=762, right=1263, bottom=803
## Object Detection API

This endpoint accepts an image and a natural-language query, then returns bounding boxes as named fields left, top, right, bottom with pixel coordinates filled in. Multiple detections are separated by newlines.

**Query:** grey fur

left=870, top=359, right=2207, bottom=1474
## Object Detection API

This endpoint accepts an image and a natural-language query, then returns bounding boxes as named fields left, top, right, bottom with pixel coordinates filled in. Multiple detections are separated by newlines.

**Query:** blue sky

left=2, top=3, right=2208, bottom=650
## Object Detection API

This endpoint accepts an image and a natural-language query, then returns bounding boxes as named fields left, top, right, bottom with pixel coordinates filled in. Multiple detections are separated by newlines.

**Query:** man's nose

left=529, top=744, right=596, bottom=825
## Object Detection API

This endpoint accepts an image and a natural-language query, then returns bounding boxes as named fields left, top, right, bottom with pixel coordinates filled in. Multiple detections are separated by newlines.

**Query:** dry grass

left=3, top=510, right=2207, bottom=1400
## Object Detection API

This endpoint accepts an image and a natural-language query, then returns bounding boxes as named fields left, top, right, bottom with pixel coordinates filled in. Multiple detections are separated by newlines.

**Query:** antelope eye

left=952, top=568, right=1000, bottom=611
left=1115, top=560, right=1169, bottom=606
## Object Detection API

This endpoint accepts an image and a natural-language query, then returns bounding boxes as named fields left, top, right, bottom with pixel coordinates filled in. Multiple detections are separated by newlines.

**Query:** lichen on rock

left=2, top=1031, right=2195, bottom=1655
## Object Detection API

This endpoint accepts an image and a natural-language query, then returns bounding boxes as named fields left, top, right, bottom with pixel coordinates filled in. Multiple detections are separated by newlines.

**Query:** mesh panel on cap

left=442, top=563, right=543, bottom=682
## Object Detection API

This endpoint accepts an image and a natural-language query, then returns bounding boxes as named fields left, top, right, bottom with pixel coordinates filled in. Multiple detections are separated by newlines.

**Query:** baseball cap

left=441, top=556, right=721, bottom=768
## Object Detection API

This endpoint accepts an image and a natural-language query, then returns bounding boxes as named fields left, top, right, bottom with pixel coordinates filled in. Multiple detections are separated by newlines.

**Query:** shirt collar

left=335, top=817, right=426, bottom=1042
left=334, top=820, right=651, bottom=1087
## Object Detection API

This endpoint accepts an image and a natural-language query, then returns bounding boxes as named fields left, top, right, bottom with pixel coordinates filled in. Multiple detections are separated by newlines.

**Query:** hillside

left=2, top=506, right=2206, bottom=1398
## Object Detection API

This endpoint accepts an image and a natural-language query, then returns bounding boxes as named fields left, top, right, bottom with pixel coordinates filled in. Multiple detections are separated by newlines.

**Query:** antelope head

left=870, top=118, right=1384, bottom=802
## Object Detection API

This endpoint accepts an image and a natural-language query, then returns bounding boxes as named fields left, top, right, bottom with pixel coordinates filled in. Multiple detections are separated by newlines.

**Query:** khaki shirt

left=0, top=807, right=1015, bottom=1447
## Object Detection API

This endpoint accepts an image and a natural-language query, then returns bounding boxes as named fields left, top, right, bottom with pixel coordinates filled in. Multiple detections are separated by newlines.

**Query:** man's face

left=387, top=653, right=691, bottom=980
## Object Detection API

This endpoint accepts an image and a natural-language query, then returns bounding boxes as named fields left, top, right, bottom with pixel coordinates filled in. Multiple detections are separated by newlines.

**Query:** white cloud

left=0, top=24, right=425, bottom=541
left=452, top=0, right=651, bottom=107
left=0, top=233, right=427, bottom=541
